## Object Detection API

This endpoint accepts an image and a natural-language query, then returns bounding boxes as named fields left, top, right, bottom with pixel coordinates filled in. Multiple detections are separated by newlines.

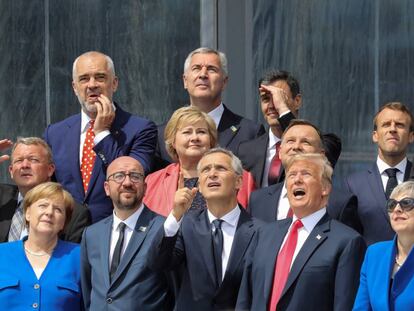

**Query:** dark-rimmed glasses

left=387, top=197, right=414, bottom=213
left=107, top=172, right=144, bottom=184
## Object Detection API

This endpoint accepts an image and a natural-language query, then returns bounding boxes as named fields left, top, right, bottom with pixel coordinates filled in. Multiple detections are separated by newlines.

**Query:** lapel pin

left=138, top=226, right=147, bottom=232
left=231, top=125, right=238, bottom=133
left=316, top=234, right=321, bottom=240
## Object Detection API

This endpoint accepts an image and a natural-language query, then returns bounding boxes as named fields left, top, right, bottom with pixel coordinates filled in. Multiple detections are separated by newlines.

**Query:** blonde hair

left=164, top=106, right=217, bottom=161
left=23, top=182, right=75, bottom=230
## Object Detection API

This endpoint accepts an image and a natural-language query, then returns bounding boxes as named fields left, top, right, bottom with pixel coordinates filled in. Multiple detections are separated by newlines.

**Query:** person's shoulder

left=329, top=218, right=363, bottom=239
left=117, top=105, right=156, bottom=127
left=48, top=113, right=80, bottom=129
left=145, top=163, right=176, bottom=184
left=83, top=215, right=112, bottom=236
left=58, top=240, right=80, bottom=253
left=366, top=240, right=393, bottom=253
left=0, top=240, right=19, bottom=252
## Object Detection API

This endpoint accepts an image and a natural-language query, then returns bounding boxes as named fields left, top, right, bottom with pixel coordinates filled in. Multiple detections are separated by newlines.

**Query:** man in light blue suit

left=44, top=51, right=157, bottom=223
left=81, top=156, right=173, bottom=310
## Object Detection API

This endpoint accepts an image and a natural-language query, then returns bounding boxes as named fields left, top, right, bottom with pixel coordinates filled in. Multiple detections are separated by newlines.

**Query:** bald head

left=106, top=156, right=144, bottom=179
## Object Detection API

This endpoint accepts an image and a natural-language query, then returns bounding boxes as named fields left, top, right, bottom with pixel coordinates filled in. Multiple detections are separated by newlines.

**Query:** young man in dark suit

left=345, top=102, right=414, bottom=245
left=237, top=153, right=365, bottom=311
left=148, top=148, right=260, bottom=310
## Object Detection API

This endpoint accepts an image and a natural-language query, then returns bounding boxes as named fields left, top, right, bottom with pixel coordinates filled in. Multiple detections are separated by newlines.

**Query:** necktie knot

left=118, top=222, right=126, bottom=232
left=212, top=219, right=223, bottom=230
left=292, top=219, right=303, bottom=231
left=385, top=168, right=398, bottom=178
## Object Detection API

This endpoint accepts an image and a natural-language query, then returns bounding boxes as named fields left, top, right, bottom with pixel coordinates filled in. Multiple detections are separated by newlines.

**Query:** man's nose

left=87, top=77, right=98, bottom=88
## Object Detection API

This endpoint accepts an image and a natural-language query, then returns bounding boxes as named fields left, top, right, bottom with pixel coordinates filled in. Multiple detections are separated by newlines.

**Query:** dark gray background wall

left=1, top=0, right=413, bottom=184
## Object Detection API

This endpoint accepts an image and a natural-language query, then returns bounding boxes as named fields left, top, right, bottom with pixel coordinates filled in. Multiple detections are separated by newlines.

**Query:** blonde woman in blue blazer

left=0, top=182, right=82, bottom=310
left=353, top=181, right=414, bottom=311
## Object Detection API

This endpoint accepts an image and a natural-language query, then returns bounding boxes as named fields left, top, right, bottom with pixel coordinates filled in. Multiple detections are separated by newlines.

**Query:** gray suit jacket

left=80, top=205, right=173, bottom=310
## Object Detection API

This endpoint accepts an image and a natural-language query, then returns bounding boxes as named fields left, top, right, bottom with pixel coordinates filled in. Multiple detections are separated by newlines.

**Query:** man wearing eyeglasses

left=80, top=156, right=173, bottom=310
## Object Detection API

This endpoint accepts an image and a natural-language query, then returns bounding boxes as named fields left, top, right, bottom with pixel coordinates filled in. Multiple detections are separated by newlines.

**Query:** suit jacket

left=0, top=183, right=91, bottom=243
left=153, top=104, right=265, bottom=170
left=143, top=163, right=256, bottom=216
left=148, top=207, right=259, bottom=310
left=236, top=214, right=366, bottom=311
left=0, top=239, right=82, bottom=310
left=247, top=182, right=362, bottom=233
left=44, top=104, right=157, bottom=223
left=345, top=161, right=412, bottom=245
left=353, top=239, right=414, bottom=311
left=81, top=205, right=173, bottom=311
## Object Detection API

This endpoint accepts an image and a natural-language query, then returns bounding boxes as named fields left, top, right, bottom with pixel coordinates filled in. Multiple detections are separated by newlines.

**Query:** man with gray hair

left=155, top=47, right=264, bottom=169
left=0, top=137, right=91, bottom=243
left=44, top=51, right=157, bottom=223
left=149, top=147, right=261, bottom=310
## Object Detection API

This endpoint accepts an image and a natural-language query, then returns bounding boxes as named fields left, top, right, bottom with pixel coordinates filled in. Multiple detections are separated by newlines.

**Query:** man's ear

left=372, top=130, right=378, bottom=144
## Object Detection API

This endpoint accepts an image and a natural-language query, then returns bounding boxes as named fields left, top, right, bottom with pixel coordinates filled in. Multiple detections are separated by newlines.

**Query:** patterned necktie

left=212, top=219, right=224, bottom=286
left=385, top=168, right=399, bottom=200
left=8, top=201, right=24, bottom=241
left=268, top=219, right=303, bottom=310
left=81, top=120, right=96, bottom=192
left=268, top=142, right=282, bottom=185
left=110, top=222, right=126, bottom=281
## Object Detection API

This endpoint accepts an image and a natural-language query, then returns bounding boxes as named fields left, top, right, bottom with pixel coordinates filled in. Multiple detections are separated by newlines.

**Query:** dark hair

left=373, top=102, right=414, bottom=132
left=258, top=70, right=300, bottom=98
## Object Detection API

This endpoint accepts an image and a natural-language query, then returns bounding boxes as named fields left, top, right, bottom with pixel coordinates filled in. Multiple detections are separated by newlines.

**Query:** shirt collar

left=112, top=203, right=144, bottom=231
left=268, top=131, right=281, bottom=150
left=17, top=192, right=24, bottom=205
left=376, top=156, right=407, bottom=175
left=207, top=103, right=224, bottom=129
left=207, top=204, right=240, bottom=228
left=292, top=207, right=326, bottom=233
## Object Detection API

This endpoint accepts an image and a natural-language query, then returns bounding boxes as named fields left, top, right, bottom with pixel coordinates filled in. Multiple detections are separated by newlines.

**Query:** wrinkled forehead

left=199, top=152, right=232, bottom=169
left=283, top=125, right=321, bottom=143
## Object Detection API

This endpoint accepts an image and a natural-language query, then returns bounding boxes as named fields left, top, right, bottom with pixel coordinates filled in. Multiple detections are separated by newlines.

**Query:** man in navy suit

left=237, top=153, right=365, bottom=311
left=148, top=148, right=260, bottom=310
left=44, top=51, right=157, bottom=223
left=154, top=47, right=264, bottom=169
left=81, top=156, right=173, bottom=310
left=345, top=102, right=414, bottom=245
left=248, top=120, right=360, bottom=232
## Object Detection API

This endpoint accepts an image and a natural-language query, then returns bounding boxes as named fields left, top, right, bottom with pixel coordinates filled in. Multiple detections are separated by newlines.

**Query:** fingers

left=0, top=154, right=10, bottom=163
left=93, top=95, right=115, bottom=134
left=178, top=171, right=185, bottom=189
left=0, top=139, right=13, bottom=152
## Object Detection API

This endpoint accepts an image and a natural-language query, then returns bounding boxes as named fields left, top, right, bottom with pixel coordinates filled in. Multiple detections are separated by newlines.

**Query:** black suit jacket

left=148, top=207, right=260, bottom=311
left=0, top=183, right=91, bottom=243
left=248, top=182, right=361, bottom=233
left=236, top=214, right=366, bottom=311
left=153, top=104, right=265, bottom=170
left=345, top=160, right=412, bottom=245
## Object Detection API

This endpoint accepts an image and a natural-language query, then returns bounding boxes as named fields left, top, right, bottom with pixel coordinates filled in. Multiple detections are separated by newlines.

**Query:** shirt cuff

left=94, top=130, right=110, bottom=145
left=279, top=110, right=291, bottom=118
left=164, top=212, right=182, bottom=237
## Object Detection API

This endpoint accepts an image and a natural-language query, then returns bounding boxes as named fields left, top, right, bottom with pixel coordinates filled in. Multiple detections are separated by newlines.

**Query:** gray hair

left=285, top=153, right=333, bottom=186
left=183, top=47, right=228, bottom=77
left=198, top=147, right=243, bottom=176
left=72, top=51, right=116, bottom=79
left=12, top=137, right=53, bottom=164
left=390, top=180, right=414, bottom=199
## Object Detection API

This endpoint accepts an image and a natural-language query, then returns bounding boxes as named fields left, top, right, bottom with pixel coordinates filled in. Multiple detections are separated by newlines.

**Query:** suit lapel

left=269, top=183, right=283, bottom=220
left=254, top=134, right=269, bottom=185
left=263, top=219, right=291, bottom=299
left=0, top=187, right=19, bottom=242
left=217, top=105, right=240, bottom=148
left=368, top=164, right=390, bottom=221
left=64, top=116, right=84, bottom=197
left=100, top=217, right=113, bottom=288
left=404, top=160, right=412, bottom=181
left=111, top=206, right=155, bottom=284
left=281, top=215, right=330, bottom=298
left=193, top=210, right=217, bottom=285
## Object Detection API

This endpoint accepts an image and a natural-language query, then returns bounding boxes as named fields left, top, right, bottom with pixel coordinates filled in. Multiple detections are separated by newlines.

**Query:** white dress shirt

left=164, top=205, right=241, bottom=280
left=280, top=208, right=326, bottom=270
left=261, top=131, right=281, bottom=187
left=206, top=103, right=224, bottom=129
left=276, top=184, right=290, bottom=220
left=376, top=156, right=407, bottom=191
left=109, top=204, right=144, bottom=266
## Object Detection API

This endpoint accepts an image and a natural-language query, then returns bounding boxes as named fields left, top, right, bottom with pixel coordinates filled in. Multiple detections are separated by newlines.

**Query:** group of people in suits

left=0, top=45, right=413, bottom=311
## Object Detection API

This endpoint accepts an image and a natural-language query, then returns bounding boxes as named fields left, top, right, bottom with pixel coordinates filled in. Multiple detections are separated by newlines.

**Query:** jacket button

left=34, top=284, right=40, bottom=289
left=106, top=297, right=113, bottom=304
left=32, top=302, right=38, bottom=308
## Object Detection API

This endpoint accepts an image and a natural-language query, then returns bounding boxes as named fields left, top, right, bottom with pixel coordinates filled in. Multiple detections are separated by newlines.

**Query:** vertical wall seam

left=374, top=1, right=379, bottom=112
left=44, top=0, right=51, bottom=125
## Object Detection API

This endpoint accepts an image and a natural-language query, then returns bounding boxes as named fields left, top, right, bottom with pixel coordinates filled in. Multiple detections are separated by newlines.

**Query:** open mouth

left=293, top=188, right=306, bottom=198
left=207, top=182, right=220, bottom=188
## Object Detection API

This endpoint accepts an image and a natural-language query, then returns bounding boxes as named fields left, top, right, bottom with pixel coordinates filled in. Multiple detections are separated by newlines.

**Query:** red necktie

left=268, top=142, right=282, bottom=185
left=81, top=120, right=96, bottom=192
left=268, top=219, right=303, bottom=310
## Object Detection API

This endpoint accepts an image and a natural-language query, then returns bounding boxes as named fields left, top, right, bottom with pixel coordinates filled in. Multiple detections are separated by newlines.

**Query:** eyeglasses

left=107, top=171, right=144, bottom=184
left=387, top=197, right=414, bottom=213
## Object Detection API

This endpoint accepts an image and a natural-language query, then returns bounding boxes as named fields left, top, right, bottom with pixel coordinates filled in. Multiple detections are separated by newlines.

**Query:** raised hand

left=259, top=84, right=290, bottom=115
left=93, top=94, right=115, bottom=135
left=0, top=139, right=12, bottom=163
left=172, top=172, right=198, bottom=221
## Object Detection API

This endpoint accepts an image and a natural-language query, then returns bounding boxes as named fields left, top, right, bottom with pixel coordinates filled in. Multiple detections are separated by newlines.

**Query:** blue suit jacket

left=0, top=239, right=82, bottom=310
left=236, top=214, right=366, bottom=311
left=148, top=207, right=260, bottom=311
left=345, top=161, right=412, bottom=245
left=44, top=104, right=157, bottom=222
left=248, top=182, right=362, bottom=233
left=80, top=205, right=173, bottom=311
left=353, top=239, right=414, bottom=311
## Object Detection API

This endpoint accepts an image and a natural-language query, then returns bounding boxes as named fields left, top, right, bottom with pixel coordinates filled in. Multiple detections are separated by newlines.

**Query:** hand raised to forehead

left=172, top=172, right=198, bottom=221
left=260, top=84, right=290, bottom=115
left=0, top=139, right=12, bottom=163
left=93, top=94, right=115, bottom=135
